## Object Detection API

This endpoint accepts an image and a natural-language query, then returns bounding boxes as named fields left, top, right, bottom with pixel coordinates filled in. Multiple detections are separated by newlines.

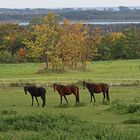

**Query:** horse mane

left=86, top=82, right=96, bottom=87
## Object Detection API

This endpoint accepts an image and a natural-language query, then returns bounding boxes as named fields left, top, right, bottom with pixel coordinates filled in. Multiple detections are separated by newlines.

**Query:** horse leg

left=31, top=96, right=34, bottom=106
left=64, top=95, right=68, bottom=104
left=35, top=97, right=39, bottom=107
left=90, top=93, right=92, bottom=103
left=92, top=93, right=96, bottom=104
left=41, top=96, right=46, bottom=107
left=106, top=90, right=110, bottom=102
left=74, top=94, right=78, bottom=104
left=60, top=95, right=62, bottom=104
left=102, top=92, right=105, bottom=103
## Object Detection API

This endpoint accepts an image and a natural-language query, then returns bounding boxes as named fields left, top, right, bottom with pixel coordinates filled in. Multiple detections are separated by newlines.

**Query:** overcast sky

left=0, top=0, right=140, bottom=9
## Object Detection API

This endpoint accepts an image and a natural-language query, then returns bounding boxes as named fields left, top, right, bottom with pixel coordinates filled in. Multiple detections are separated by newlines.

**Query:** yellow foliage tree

left=24, top=12, right=59, bottom=69
left=24, top=13, right=101, bottom=71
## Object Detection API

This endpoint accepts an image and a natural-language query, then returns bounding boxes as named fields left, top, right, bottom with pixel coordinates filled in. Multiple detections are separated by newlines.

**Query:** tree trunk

left=45, top=55, right=48, bottom=69
left=81, top=58, right=86, bottom=71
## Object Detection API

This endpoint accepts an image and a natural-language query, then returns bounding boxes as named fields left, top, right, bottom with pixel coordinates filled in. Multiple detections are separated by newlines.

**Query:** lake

left=19, top=21, right=140, bottom=26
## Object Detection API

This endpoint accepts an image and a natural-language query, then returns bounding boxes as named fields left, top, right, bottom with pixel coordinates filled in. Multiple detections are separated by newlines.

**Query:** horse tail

left=106, top=87, right=110, bottom=102
left=76, top=87, right=80, bottom=103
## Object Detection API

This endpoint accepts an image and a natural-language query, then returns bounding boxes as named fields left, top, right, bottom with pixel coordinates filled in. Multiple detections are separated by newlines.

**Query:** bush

left=0, top=110, right=17, bottom=115
left=109, top=99, right=140, bottom=114
left=0, top=113, right=139, bottom=140
left=0, top=51, right=14, bottom=63
left=127, top=104, right=140, bottom=113
left=123, top=119, right=140, bottom=124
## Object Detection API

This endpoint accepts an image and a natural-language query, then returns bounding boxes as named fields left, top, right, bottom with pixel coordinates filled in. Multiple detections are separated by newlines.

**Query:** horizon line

left=0, top=6, right=140, bottom=9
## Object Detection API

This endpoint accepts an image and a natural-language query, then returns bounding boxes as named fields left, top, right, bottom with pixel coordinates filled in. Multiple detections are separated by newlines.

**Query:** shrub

left=109, top=99, right=140, bottom=114
left=123, top=119, right=140, bottom=124
left=0, top=113, right=139, bottom=140
left=127, top=104, right=140, bottom=113
left=0, top=110, right=17, bottom=115
left=0, top=51, right=14, bottom=63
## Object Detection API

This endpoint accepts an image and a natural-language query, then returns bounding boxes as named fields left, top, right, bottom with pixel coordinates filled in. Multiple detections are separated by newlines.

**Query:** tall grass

left=108, top=99, right=140, bottom=114
left=0, top=113, right=139, bottom=140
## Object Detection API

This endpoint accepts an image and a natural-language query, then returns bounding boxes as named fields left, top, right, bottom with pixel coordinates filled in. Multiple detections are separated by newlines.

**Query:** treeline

left=96, top=29, right=140, bottom=60
left=59, top=8, right=140, bottom=21
left=88, top=24, right=140, bottom=33
left=0, top=13, right=140, bottom=70
left=1, top=7, right=140, bottom=22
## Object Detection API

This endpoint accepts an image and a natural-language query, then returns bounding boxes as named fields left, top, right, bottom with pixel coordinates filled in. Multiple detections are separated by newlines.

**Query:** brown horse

left=53, top=83, right=80, bottom=104
left=83, top=81, right=110, bottom=103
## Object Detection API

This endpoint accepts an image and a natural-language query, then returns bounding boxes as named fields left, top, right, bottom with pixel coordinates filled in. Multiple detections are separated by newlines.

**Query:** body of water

left=19, top=21, right=140, bottom=26
left=82, top=21, right=140, bottom=25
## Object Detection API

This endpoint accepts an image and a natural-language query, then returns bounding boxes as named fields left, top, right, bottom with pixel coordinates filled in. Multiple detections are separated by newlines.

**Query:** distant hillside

left=0, top=6, right=140, bottom=23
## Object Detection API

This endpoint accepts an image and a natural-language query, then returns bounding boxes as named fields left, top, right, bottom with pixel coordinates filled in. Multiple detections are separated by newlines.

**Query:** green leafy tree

left=123, top=28, right=140, bottom=59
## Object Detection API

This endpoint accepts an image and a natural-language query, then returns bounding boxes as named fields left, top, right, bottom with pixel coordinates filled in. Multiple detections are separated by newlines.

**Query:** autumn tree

left=56, top=20, right=100, bottom=70
left=56, top=19, right=87, bottom=70
left=0, top=23, right=27, bottom=63
left=82, top=28, right=101, bottom=69
left=24, top=12, right=60, bottom=69
left=24, top=13, right=101, bottom=70
left=16, top=48, right=26, bottom=63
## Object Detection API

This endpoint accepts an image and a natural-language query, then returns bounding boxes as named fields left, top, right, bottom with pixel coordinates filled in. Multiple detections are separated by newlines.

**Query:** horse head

left=53, top=84, right=56, bottom=92
left=83, top=81, right=86, bottom=89
left=24, top=86, right=28, bottom=95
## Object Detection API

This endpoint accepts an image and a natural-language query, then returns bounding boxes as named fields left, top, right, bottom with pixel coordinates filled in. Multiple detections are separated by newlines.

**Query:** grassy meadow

left=0, top=59, right=140, bottom=139
left=0, top=59, right=140, bottom=86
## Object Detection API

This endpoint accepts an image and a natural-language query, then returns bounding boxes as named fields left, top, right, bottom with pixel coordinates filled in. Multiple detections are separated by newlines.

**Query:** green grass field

left=0, top=59, right=140, bottom=86
left=0, top=59, right=140, bottom=139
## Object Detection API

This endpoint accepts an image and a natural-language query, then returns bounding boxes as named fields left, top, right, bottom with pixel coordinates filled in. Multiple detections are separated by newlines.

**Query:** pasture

left=0, top=59, right=140, bottom=86
left=0, top=59, right=140, bottom=139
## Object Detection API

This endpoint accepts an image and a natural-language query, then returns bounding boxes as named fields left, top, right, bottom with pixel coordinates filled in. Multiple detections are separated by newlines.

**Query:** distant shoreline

left=1, top=20, right=140, bottom=26
left=19, top=20, right=140, bottom=25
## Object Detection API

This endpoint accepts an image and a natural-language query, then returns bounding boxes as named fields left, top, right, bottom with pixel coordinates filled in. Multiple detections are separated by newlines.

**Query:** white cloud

left=0, top=0, right=139, bottom=8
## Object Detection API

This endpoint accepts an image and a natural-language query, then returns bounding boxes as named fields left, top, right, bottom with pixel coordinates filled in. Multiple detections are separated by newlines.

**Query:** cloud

left=0, top=0, right=139, bottom=8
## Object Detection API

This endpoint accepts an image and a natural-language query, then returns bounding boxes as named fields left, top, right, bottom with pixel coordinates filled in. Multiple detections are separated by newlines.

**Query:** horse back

left=69, top=85, right=79, bottom=93
left=37, top=87, right=46, bottom=96
left=88, top=83, right=109, bottom=93
left=59, top=85, right=78, bottom=95
left=97, top=83, right=109, bottom=92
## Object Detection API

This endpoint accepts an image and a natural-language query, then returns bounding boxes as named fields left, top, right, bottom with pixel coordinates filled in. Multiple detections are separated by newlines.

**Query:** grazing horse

left=53, top=83, right=80, bottom=104
left=83, top=81, right=110, bottom=103
left=24, top=86, right=46, bottom=107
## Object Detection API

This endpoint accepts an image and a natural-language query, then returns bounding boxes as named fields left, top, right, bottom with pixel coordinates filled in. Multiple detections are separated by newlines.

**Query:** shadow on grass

left=123, top=119, right=140, bottom=124
left=74, top=102, right=87, bottom=107
left=54, top=104, right=72, bottom=108
left=0, top=110, right=17, bottom=115
left=100, top=100, right=110, bottom=105
left=10, top=104, right=16, bottom=107
left=54, top=102, right=87, bottom=108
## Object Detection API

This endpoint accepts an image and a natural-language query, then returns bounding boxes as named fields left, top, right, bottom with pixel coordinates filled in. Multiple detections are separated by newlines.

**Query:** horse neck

left=56, top=84, right=63, bottom=91
left=86, top=83, right=94, bottom=88
left=27, top=87, right=36, bottom=93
